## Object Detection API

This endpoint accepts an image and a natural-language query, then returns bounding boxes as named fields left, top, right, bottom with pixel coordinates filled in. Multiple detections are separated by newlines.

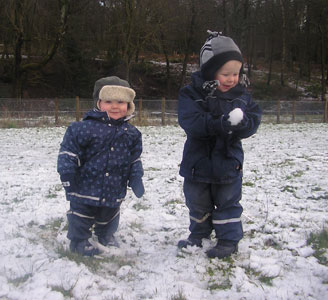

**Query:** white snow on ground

left=0, top=123, right=328, bottom=300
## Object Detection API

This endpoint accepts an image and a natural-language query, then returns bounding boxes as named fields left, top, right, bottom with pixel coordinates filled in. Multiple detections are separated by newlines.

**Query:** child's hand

left=129, top=177, right=145, bottom=198
left=60, top=174, right=77, bottom=193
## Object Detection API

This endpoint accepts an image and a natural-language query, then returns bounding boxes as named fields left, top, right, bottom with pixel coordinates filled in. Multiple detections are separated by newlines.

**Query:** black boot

left=70, top=239, right=100, bottom=256
left=206, top=241, right=238, bottom=259
left=178, top=236, right=203, bottom=249
left=98, top=235, right=119, bottom=247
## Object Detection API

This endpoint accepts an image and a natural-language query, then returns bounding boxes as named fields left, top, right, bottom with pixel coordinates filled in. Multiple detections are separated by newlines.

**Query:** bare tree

left=279, top=0, right=287, bottom=86
left=5, top=0, right=70, bottom=97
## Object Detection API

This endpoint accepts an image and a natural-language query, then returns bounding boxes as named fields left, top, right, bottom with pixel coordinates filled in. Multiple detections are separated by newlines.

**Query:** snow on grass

left=0, top=123, right=328, bottom=299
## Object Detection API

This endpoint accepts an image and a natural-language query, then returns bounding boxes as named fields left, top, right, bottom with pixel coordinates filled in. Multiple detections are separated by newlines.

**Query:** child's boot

left=177, top=236, right=203, bottom=249
left=206, top=241, right=238, bottom=259
left=98, top=235, right=119, bottom=247
left=70, top=239, right=100, bottom=256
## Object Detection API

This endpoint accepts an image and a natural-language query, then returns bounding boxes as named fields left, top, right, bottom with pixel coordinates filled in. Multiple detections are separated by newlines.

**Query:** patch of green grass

left=7, top=273, right=32, bottom=286
left=46, top=193, right=57, bottom=199
left=170, top=289, right=187, bottom=300
left=277, top=159, right=295, bottom=167
left=145, top=167, right=161, bottom=171
left=281, top=185, right=296, bottom=193
left=56, top=245, right=113, bottom=272
left=51, top=285, right=74, bottom=298
left=206, top=260, right=235, bottom=291
left=164, top=199, right=184, bottom=206
left=307, top=229, right=328, bottom=265
left=259, top=275, right=275, bottom=286
left=132, top=202, right=150, bottom=211
left=243, top=181, right=255, bottom=187
left=244, top=266, right=277, bottom=286
left=129, top=221, right=143, bottom=232
left=0, top=120, right=19, bottom=128
left=208, top=279, right=232, bottom=291
left=286, top=170, right=304, bottom=180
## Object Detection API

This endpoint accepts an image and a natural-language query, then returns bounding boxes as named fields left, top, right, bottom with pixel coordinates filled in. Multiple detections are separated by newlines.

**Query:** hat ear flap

left=96, top=99, right=101, bottom=110
left=127, top=102, right=135, bottom=116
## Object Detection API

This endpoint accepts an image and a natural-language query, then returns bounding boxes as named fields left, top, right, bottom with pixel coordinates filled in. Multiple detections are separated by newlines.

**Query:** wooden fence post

left=292, top=99, right=296, bottom=123
left=55, top=97, right=59, bottom=125
left=76, top=96, right=80, bottom=121
left=277, top=100, right=281, bottom=124
left=324, top=96, right=328, bottom=123
left=138, top=98, right=143, bottom=124
left=161, top=97, right=166, bottom=125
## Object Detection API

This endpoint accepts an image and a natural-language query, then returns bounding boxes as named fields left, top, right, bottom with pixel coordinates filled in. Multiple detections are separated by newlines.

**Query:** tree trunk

left=160, top=31, right=171, bottom=97
left=179, top=0, right=196, bottom=89
left=267, top=39, right=274, bottom=86
left=11, top=0, right=70, bottom=98
left=12, top=0, right=24, bottom=98
left=279, top=0, right=286, bottom=86
left=318, top=24, right=326, bottom=101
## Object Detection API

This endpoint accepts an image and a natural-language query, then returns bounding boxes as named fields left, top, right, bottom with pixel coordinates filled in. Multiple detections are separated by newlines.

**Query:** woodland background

left=0, top=0, right=327, bottom=101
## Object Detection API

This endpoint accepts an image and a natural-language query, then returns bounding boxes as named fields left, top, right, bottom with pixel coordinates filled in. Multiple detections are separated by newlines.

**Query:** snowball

left=228, top=108, right=244, bottom=125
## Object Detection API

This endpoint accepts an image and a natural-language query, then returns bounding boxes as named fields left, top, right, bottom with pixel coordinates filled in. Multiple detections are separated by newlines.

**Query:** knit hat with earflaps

left=93, top=76, right=136, bottom=116
left=200, top=30, right=243, bottom=81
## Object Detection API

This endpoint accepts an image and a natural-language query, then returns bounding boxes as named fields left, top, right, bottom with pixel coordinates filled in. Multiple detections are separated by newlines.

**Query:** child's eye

left=118, top=101, right=124, bottom=104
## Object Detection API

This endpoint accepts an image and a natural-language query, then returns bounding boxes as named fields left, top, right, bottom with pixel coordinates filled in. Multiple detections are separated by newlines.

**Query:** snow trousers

left=183, top=176, right=243, bottom=244
left=67, top=201, right=120, bottom=242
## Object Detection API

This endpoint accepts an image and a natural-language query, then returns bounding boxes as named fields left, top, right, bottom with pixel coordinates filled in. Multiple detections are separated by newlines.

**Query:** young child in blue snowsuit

left=178, top=31, right=261, bottom=259
left=57, top=76, right=144, bottom=256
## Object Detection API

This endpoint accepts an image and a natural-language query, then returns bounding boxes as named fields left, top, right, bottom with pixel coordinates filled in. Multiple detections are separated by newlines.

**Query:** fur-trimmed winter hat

left=93, top=76, right=136, bottom=116
left=200, top=30, right=243, bottom=81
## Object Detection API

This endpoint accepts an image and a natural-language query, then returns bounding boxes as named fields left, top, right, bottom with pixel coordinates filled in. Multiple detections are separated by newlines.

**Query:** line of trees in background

left=0, top=0, right=327, bottom=100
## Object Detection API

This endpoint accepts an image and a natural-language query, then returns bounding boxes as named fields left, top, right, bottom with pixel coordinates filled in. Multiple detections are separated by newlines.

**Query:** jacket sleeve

left=232, top=96, right=262, bottom=139
left=178, top=87, right=231, bottom=138
left=57, top=123, right=83, bottom=176
left=128, top=129, right=144, bottom=180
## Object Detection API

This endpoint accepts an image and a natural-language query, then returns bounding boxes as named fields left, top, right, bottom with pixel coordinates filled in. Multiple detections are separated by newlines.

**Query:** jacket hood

left=191, top=71, right=246, bottom=100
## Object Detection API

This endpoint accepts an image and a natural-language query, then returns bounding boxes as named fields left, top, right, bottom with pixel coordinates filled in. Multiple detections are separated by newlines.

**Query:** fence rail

left=0, top=97, right=327, bottom=127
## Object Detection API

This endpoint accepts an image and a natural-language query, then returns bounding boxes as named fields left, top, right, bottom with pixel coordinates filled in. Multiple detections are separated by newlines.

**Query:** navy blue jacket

left=178, top=72, right=261, bottom=184
left=57, top=109, right=143, bottom=207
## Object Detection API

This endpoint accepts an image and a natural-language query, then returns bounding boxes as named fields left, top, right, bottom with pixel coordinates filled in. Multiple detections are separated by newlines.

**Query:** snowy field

left=0, top=123, right=328, bottom=300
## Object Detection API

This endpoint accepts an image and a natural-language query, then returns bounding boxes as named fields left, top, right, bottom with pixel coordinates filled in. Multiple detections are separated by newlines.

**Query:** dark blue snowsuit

left=57, top=109, right=143, bottom=242
left=178, top=71, right=261, bottom=244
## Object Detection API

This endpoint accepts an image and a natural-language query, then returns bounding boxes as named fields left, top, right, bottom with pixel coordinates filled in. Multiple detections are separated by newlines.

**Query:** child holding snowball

left=177, top=31, right=261, bottom=259
left=57, top=76, right=144, bottom=256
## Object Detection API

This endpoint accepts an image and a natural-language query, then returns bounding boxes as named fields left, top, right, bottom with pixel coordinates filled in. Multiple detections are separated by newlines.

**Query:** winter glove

left=60, top=173, right=77, bottom=193
left=128, top=177, right=145, bottom=198
left=221, top=108, right=247, bottom=133
left=203, top=80, right=220, bottom=96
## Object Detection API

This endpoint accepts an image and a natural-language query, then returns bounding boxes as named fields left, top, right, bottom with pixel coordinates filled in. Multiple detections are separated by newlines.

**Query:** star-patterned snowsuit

left=57, top=108, right=143, bottom=242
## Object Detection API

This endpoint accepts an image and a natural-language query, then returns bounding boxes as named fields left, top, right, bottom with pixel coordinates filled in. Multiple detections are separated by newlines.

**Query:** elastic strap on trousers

left=95, top=209, right=120, bottom=225
left=212, top=217, right=241, bottom=225
left=190, top=212, right=211, bottom=223
left=67, top=210, right=95, bottom=219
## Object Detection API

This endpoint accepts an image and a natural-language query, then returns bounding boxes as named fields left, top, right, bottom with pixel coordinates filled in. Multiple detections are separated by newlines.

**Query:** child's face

left=99, top=100, right=128, bottom=120
left=214, top=60, right=242, bottom=93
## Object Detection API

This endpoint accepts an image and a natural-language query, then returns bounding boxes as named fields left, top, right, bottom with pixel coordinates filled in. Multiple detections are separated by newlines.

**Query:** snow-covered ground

left=0, top=123, right=328, bottom=300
